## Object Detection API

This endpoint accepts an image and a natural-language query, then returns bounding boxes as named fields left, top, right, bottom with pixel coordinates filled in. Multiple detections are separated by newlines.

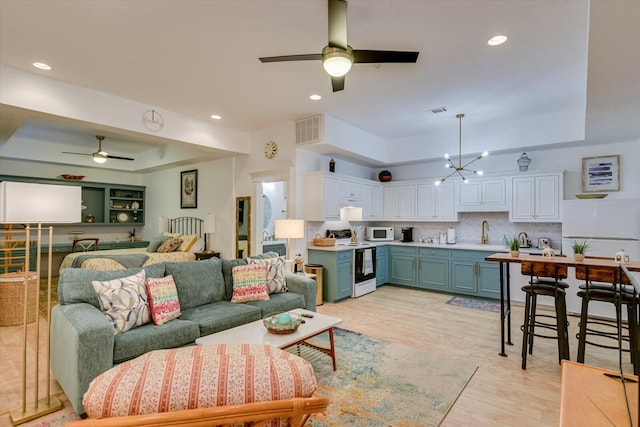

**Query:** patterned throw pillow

left=146, top=235, right=171, bottom=253
left=157, top=237, right=183, bottom=253
left=178, top=234, right=199, bottom=252
left=145, top=275, right=181, bottom=325
left=91, top=270, right=150, bottom=334
left=247, top=256, right=287, bottom=293
left=231, top=264, right=270, bottom=303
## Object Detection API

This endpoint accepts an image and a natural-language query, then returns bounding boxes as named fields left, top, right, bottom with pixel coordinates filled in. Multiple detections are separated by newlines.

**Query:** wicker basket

left=313, top=233, right=336, bottom=247
left=0, top=271, right=38, bottom=326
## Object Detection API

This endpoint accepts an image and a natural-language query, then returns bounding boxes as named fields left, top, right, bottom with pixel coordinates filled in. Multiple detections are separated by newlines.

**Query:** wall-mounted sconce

left=517, top=153, right=531, bottom=172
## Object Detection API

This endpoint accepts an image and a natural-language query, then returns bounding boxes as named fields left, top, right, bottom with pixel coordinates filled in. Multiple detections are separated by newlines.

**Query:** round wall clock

left=264, top=140, right=278, bottom=159
left=142, top=109, right=164, bottom=132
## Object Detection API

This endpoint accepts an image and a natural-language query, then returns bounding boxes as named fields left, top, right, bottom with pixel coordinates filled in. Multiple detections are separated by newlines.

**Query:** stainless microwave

left=366, top=227, right=395, bottom=241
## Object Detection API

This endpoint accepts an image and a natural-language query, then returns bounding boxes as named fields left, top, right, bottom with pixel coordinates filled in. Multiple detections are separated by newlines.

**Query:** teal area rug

left=301, top=327, right=478, bottom=426
left=23, top=328, right=477, bottom=427
left=446, top=296, right=501, bottom=313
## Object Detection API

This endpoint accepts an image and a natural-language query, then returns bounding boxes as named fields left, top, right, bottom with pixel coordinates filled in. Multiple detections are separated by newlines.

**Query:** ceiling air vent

left=429, top=106, right=447, bottom=114
left=295, top=115, right=322, bottom=145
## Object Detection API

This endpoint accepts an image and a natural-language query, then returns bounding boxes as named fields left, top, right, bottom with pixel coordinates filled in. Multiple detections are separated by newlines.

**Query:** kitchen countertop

left=307, top=240, right=546, bottom=255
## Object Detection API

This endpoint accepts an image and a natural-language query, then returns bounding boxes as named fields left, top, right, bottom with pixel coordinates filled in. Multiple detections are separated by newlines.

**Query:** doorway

left=259, top=181, right=287, bottom=256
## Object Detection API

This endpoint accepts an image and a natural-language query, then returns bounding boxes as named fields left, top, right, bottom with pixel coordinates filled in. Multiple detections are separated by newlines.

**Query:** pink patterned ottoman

left=82, top=344, right=318, bottom=425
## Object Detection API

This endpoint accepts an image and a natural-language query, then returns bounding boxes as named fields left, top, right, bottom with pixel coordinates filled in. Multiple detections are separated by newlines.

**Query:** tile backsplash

left=307, top=212, right=562, bottom=250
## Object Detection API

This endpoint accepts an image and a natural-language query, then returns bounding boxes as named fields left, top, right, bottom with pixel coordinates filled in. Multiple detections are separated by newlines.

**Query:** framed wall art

left=180, top=169, right=198, bottom=208
left=582, top=155, right=620, bottom=192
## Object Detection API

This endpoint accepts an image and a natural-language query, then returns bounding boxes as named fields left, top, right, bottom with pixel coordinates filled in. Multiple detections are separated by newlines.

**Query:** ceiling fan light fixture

left=488, top=35, right=508, bottom=46
left=322, top=47, right=353, bottom=77
left=92, top=152, right=107, bottom=164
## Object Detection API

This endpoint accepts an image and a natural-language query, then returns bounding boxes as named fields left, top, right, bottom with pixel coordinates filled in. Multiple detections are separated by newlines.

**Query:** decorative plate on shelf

left=116, top=212, right=130, bottom=223
left=575, top=193, right=608, bottom=199
left=61, top=174, right=85, bottom=180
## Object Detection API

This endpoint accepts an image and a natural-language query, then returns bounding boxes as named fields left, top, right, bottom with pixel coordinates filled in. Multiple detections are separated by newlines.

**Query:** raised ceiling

left=0, top=0, right=638, bottom=171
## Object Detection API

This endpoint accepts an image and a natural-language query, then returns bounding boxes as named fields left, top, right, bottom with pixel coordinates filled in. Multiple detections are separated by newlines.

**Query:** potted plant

left=508, top=236, right=521, bottom=257
left=129, top=229, right=137, bottom=242
left=571, top=240, right=590, bottom=262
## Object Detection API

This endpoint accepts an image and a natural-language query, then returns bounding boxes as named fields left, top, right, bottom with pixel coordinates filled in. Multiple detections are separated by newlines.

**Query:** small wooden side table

left=195, top=252, right=220, bottom=260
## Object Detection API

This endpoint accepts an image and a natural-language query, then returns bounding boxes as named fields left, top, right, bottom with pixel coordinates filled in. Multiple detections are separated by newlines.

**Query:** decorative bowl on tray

left=263, top=311, right=302, bottom=334
left=61, top=174, right=85, bottom=180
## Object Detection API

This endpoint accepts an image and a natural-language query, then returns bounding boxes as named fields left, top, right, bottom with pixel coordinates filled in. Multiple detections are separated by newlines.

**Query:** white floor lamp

left=0, top=181, right=81, bottom=425
left=274, top=219, right=304, bottom=260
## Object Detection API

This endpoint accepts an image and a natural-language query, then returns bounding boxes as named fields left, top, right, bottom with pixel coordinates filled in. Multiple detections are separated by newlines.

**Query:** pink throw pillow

left=145, top=275, right=181, bottom=325
left=231, top=264, right=270, bottom=303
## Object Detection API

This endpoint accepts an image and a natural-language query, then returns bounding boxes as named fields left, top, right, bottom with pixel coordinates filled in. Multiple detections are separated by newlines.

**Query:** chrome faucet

left=481, top=220, right=489, bottom=245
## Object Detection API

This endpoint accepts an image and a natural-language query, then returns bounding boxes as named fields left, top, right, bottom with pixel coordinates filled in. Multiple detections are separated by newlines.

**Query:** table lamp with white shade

left=0, top=181, right=81, bottom=425
left=274, top=219, right=304, bottom=260
left=203, top=213, right=216, bottom=252
left=340, top=206, right=362, bottom=243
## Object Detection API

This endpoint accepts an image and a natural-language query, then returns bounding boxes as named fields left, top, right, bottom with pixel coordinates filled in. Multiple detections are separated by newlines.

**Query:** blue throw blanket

left=71, top=254, right=149, bottom=269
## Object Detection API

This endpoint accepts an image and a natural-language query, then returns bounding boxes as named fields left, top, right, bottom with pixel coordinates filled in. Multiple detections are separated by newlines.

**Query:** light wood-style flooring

left=0, top=284, right=633, bottom=426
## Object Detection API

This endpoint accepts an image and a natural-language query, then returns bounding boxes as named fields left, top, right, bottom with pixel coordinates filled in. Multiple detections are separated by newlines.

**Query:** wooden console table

left=560, top=360, right=638, bottom=426
left=484, top=253, right=640, bottom=358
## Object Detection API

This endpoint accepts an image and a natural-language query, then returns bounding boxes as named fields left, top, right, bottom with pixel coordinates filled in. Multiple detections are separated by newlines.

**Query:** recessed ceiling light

left=210, top=114, right=222, bottom=120
left=488, top=35, right=508, bottom=46
left=309, top=94, right=322, bottom=101
left=33, top=62, right=52, bottom=70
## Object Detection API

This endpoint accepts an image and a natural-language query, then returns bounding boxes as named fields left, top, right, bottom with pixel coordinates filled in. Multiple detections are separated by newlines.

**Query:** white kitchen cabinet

left=361, top=182, right=383, bottom=220
left=416, top=182, right=458, bottom=221
left=457, top=177, right=507, bottom=212
left=304, top=173, right=342, bottom=221
left=341, top=179, right=362, bottom=200
left=510, top=173, right=563, bottom=222
left=383, top=184, right=416, bottom=220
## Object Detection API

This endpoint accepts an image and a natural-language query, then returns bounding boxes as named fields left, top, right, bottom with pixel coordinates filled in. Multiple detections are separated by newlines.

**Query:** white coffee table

left=196, top=309, right=342, bottom=370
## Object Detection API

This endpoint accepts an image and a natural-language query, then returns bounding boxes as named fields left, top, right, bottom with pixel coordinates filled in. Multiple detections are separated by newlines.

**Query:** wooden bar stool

left=575, top=263, right=639, bottom=375
left=520, top=260, right=570, bottom=369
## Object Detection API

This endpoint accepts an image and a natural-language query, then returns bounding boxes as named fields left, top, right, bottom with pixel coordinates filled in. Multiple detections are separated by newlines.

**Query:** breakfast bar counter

left=484, top=253, right=640, bottom=358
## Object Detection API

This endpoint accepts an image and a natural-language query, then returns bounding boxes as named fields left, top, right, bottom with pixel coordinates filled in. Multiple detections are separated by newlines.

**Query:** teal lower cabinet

left=389, top=246, right=417, bottom=286
left=450, top=250, right=500, bottom=299
left=308, top=249, right=354, bottom=303
left=417, top=247, right=450, bottom=291
left=375, top=245, right=388, bottom=286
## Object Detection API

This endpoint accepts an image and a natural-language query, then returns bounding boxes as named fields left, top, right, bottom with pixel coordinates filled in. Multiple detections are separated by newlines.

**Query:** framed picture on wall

left=180, top=169, right=198, bottom=208
left=582, top=155, right=620, bottom=192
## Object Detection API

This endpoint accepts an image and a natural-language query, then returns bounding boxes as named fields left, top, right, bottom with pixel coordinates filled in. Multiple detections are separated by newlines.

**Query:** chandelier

left=435, top=114, right=488, bottom=185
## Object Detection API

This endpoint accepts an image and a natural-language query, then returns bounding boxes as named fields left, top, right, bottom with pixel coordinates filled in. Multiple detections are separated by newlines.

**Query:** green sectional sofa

left=50, top=253, right=316, bottom=415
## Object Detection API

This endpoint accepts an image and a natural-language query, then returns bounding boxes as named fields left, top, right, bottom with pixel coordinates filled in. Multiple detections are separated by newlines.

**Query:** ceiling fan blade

left=62, top=151, right=91, bottom=156
left=106, top=154, right=135, bottom=161
left=259, top=54, right=322, bottom=63
left=331, top=76, right=345, bottom=92
left=353, top=50, right=419, bottom=63
left=328, top=0, right=348, bottom=50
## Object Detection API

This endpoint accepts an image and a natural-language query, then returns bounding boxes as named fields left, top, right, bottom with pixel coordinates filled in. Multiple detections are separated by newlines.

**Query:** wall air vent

left=295, top=114, right=322, bottom=145
left=429, top=106, right=447, bottom=114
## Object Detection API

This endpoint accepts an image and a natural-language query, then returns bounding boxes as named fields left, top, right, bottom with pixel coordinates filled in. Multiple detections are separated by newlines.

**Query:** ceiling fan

left=63, top=135, right=135, bottom=163
left=259, top=0, right=419, bottom=92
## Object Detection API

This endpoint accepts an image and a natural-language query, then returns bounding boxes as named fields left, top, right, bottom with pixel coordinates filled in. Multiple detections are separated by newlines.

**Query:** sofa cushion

left=113, top=319, right=200, bottom=364
left=92, top=270, right=150, bottom=334
left=231, top=264, right=270, bottom=303
left=84, top=344, right=317, bottom=419
left=179, top=301, right=261, bottom=336
left=146, top=275, right=181, bottom=325
left=245, top=292, right=306, bottom=317
left=165, top=258, right=225, bottom=309
left=247, top=256, right=287, bottom=293
left=58, top=264, right=166, bottom=308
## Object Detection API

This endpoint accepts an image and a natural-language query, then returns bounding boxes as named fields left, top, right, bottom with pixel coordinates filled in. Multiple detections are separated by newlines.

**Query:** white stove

left=326, top=229, right=377, bottom=298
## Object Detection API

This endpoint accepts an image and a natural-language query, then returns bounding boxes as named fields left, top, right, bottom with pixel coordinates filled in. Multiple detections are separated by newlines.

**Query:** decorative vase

left=378, top=170, right=392, bottom=182
left=130, top=236, right=136, bottom=242
left=574, top=253, right=585, bottom=262
left=510, top=250, right=520, bottom=257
